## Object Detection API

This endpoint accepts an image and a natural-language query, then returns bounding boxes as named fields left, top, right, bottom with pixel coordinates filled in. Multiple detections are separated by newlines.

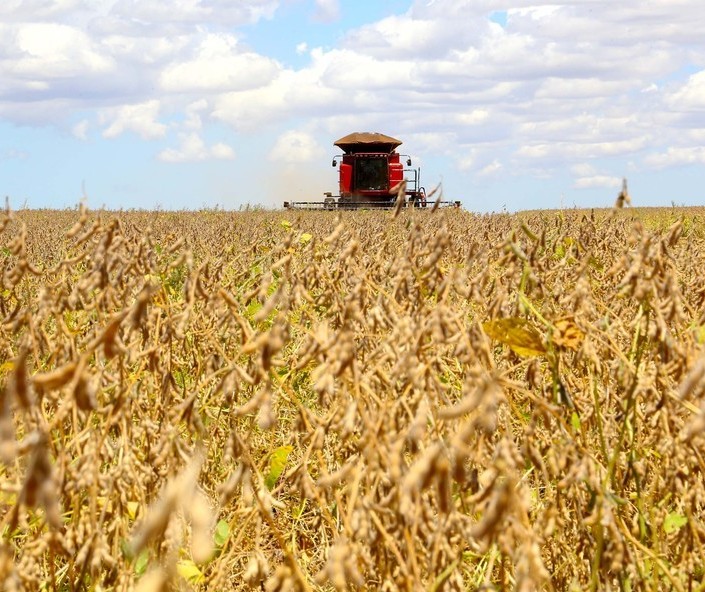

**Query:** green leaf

left=570, top=411, right=581, bottom=432
left=245, top=299, right=262, bottom=320
left=663, top=512, right=687, bottom=534
left=177, top=559, right=205, bottom=584
left=482, top=318, right=546, bottom=357
left=214, top=519, right=230, bottom=547
left=134, top=548, right=150, bottom=576
left=265, top=445, right=293, bottom=490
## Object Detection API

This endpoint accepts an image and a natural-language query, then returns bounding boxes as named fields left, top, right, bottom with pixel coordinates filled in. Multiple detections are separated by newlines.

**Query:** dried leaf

left=553, top=318, right=585, bottom=350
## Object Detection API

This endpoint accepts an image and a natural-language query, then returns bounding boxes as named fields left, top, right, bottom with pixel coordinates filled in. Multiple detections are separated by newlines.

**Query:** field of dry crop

left=1, top=204, right=705, bottom=591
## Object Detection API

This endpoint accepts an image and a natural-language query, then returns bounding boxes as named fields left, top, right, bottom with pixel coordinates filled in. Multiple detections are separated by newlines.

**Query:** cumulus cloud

left=159, top=33, right=280, bottom=92
left=644, top=146, right=705, bottom=169
left=455, top=109, right=490, bottom=126
left=213, top=62, right=343, bottom=131
left=205, top=0, right=701, bottom=180
left=666, top=70, right=705, bottom=111
left=109, top=0, right=279, bottom=27
left=269, top=130, right=324, bottom=163
left=158, top=132, right=235, bottom=163
left=1, top=22, right=113, bottom=86
left=478, top=159, right=503, bottom=177
left=183, top=99, right=208, bottom=130
left=2, top=0, right=705, bottom=189
left=573, top=175, right=622, bottom=189
left=0, top=0, right=86, bottom=22
left=569, top=163, right=622, bottom=189
left=101, top=100, right=167, bottom=140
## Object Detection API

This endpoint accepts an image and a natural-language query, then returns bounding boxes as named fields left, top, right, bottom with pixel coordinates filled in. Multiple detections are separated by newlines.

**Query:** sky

left=1, top=0, right=704, bottom=213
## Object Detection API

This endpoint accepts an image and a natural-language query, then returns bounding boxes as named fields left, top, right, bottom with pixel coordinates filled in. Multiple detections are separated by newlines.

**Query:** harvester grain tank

left=283, top=132, right=460, bottom=209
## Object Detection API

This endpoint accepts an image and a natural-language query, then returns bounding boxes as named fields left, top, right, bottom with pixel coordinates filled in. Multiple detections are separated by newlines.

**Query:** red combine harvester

left=284, top=132, right=460, bottom=210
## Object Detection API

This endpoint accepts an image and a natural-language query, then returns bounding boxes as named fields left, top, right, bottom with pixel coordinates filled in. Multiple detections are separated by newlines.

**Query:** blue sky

left=1, top=0, right=705, bottom=212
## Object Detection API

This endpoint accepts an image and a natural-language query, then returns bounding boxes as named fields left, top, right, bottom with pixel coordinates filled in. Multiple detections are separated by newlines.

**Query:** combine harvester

left=284, top=132, right=461, bottom=210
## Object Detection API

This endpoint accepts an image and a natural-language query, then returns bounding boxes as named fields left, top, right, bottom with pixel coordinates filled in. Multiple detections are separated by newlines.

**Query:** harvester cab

left=283, top=132, right=460, bottom=210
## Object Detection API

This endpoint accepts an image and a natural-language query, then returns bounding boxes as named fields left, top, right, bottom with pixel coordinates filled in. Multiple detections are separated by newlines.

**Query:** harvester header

left=284, top=132, right=460, bottom=210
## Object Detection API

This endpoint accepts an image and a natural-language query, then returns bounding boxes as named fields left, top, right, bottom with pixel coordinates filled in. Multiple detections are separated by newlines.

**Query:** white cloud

left=213, top=63, right=343, bottom=131
left=159, top=33, right=280, bottom=92
left=184, top=99, right=208, bottom=130
left=3, top=0, right=705, bottom=200
left=570, top=162, right=623, bottom=191
left=456, top=109, right=490, bottom=125
left=313, top=0, right=340, bottom=23
left=157, top=132, right=236, bottom=162
left=320, top=49, right=415, bottom=89
left=7, top=22, right=113, bottom=79
left=101, top=100, right=167, bottom=140
left=100, top=33, right=192, bottom=67
left=478, top=159, right=502, bottom=177
left=517, top=138, right=648, bottom=162
left=343, top=13, right=484, bottom=60
left=269, top=130, right=324, bottom=163
left=0, top=0, right=85, bottom=22
left=210, top=142, right=236, bottom=160
left=570, top=163, right=598, bottom=177
left=666, top=70, right=705, bottom=111
left=109, top=0, right=279, bottom=26
left=456, top=156, right=475, bottom=172
left=644, top=146, right=705, bottom=169
left=534, top=78, right=628, bottom=100
left=73, top=119, right=90, bottom=140
left=509, top=5, right=562, bottom=21
left=573, top=175, right=622, bottom=189
left=518, top=113, right=642, bottom=146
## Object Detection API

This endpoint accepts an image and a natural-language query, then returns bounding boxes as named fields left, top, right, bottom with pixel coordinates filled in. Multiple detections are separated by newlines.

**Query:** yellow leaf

left=483, top=318, right=546, bottom=357
left=280, top=219, right=292, bottom=229
left=299, top=233, right=312, bottom=244
left=96, top=496, right=112, bottom=513
left=265, top=445, right=293, bottom=490
left=127, top=501, right=140, bottom=521
left=177, top=559, right=205, bottom=584
left=0, top=361, right=14, bottom=378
